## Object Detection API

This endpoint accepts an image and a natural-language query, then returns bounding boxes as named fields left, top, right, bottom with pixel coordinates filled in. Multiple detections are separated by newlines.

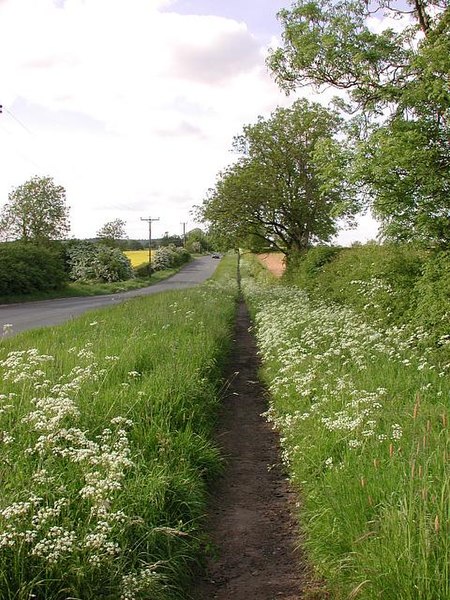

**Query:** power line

left=0, top=124, right=43, bottom=171
left=3, top=106, right=35, bottom=136
left=7, top=108, right=34, bottom=135
left=0, top=102, right=43, bottom=171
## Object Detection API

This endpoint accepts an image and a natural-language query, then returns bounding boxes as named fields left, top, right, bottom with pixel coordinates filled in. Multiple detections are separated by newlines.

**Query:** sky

left=0, top=0, right=380, bottom=244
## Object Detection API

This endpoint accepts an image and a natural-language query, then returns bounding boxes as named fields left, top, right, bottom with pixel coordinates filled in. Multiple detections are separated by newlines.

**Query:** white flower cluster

left=31, top=526, right=76, bottom=565
left=0, top=348, right=54, bottom=383
left=0, top=345, right=135, bottom=569
left=121, top=563, right=164, bottom=600
left=242, top=277, right=435, bottom=469
left=349, top=277, right=397, bottom=319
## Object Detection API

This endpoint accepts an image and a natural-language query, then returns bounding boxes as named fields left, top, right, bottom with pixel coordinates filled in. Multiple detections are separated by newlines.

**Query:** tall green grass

left=0, top=256, right=238, bottom=599
left=242, top=256, right=449, bottom=600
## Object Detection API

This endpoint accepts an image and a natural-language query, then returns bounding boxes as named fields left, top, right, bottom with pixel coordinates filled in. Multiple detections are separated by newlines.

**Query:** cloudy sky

left=0, top=0, right=379, bottom=243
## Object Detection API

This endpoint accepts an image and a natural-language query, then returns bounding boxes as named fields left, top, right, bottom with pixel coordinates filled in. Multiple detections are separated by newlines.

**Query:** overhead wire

left=0, top=103, right=46, bottom=172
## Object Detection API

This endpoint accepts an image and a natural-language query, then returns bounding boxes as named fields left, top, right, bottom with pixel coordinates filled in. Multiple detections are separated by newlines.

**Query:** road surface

left=0, top=256, right=220, bottom=337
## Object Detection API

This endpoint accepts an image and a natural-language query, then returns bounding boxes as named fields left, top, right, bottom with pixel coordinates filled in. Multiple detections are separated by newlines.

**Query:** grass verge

left=242, top=256, right=449, bottom=600
left=0, top=255, right=238, bottom=599
left=0, top=268, right=182, bottom=305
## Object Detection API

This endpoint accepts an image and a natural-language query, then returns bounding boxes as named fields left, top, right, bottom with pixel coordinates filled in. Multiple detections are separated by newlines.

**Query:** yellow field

left=124, top=250, right=151, bottom=266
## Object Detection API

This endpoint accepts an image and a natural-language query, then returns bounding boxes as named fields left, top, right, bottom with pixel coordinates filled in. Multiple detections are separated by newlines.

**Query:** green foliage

left=152, top=245, right=190, bottom=271
left=412, top=250, right=450, bottom=346
left=284, top=243, right=450, bottom=353
left=133, top=262, right=153, bottom=278
left=355, top=116, right=450, bottom=247
left=198, top=98, right=358, bottom=253
left=0, top=242, right=67, bottom=295
left=185, top=228, right=211, bottom=253
left=285, top=245, right=343, bottom=288
left=65, top=241, right=134, bottom=283
left=285, top=244, right=425, bottom=325
left=243, top=272, right=450, bottom=600
left=268, top=1, right=450, bottom=247
left=268, top=0, right=445, bottom=113
left=96, top=218, right=127, bottom=248
left=0, top=176, right=70, bottom=243
left=159, top=233, right=183, bottom=248
left=125, top=239, right=145, bottom=251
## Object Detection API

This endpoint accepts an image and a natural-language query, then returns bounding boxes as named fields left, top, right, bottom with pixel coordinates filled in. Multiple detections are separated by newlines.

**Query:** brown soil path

left=191, top=301, right=310, bottom=599
left=257, top=253, right=286, bottom=277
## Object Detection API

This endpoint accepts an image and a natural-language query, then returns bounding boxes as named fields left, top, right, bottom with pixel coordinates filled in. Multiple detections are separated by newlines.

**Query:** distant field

left=124, top=249, right=151, bottom=266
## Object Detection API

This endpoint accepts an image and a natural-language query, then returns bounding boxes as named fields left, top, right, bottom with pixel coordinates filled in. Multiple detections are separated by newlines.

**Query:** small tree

left=96, top=219, right=127, bottom=248
left=185, top=228, right=211, bottom=253
left=0, top=176, right=70, bottom=243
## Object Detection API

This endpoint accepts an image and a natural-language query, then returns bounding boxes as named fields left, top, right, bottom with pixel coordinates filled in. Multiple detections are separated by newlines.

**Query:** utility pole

left=180, top=221, right=187, bottom=247
left=140, top=216, right=160, bottom=272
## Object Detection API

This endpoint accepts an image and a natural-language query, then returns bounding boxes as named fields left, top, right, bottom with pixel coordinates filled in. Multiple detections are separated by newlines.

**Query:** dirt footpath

left=191, top=301, right=311, bottom=600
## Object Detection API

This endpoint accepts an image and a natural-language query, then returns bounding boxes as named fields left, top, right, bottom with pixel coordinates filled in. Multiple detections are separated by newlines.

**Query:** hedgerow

left=0, top=242, right=66, bottom=295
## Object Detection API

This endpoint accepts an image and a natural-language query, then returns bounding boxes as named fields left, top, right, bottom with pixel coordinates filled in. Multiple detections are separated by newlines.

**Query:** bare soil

left=191, top=301, right=319, bottom=600
left=257, top=253, right=286, bottom=278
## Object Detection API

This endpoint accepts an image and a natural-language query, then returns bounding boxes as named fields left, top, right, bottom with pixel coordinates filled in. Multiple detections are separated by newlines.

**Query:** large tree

left=198, top=99, right=358, bottom=254
left=267, top=0, right=448, bottom=114
left=268, top=0, right=450, bottom=246
left=0, top=176, right=70, bottom=243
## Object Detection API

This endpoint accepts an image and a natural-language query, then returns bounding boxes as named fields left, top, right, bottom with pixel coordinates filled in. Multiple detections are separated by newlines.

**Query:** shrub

left=133, top=262, right=153, bottom=278
left=412, top=250, right=450, bottom=346
left=284, top=246, right=343, bottom=290
left=285, top=244, right=425, bottom=325
left=65, top=241, right=134, bottom=283
left=0, top=242, right=66, bottom=296
left=152, top=245, right=190, bottom=271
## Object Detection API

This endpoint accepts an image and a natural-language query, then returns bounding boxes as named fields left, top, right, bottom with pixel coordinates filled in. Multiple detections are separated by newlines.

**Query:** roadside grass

left=241, top=257, right=450, bottom=600
left=0, top=268, right=180, bottom=305
left=0, top=255, right=238, bottom=599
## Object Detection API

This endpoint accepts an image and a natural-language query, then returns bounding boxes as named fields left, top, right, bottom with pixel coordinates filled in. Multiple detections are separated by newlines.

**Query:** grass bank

left=0, top=268, right=180, bottom=305
left=0, top=255, right=238, bottom=599
left=242, top=255, right=449, bottom=600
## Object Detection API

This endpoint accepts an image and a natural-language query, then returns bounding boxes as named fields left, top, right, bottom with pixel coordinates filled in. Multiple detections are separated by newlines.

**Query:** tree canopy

left=268, top=1, right=450, bottom=247
left=198, top=99, right=358, bottom=254
left=268, top=0, right=448, bottom=114
left=0, top=176, right=70, bottom=244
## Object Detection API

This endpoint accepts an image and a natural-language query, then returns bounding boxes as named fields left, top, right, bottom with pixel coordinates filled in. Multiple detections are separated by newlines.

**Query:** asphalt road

left=0, top=256, right=220, bottom=337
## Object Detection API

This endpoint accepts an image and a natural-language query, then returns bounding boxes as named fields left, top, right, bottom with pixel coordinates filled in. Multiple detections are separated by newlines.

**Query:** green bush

left=284, top=246, right=343, bottom=291
left=412, top=250, right=450, bottom=346
left=133, top=262, right=153, bottom=278
left=285, top=244, right=425, bottom=324
left=0, top=242, right=66, bottom=296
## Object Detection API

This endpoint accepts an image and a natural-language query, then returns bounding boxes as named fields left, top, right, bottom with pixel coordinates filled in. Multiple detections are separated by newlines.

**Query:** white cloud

left=169, top=16, right=262, bottom=84
left=0, top=0, right=378, bottom=242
